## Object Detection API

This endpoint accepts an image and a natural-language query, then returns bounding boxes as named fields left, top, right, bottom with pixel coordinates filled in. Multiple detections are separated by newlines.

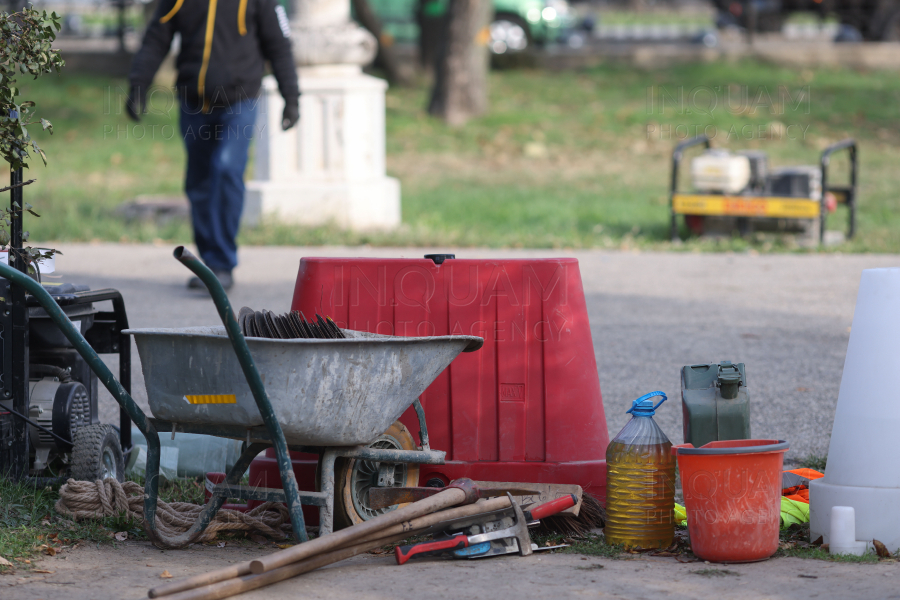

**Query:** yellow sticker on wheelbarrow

left=183, top=394, right=237, bottom=405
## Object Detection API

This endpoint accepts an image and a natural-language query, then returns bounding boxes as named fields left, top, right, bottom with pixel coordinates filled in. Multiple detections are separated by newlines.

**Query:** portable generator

left=0, top=171, right=133, bottom=484
left=668, top=136, right=857, bottom=244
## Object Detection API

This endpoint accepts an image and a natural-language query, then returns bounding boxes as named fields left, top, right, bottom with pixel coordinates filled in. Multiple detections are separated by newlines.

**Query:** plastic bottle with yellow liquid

left=605, top=391, right=676, bottom=549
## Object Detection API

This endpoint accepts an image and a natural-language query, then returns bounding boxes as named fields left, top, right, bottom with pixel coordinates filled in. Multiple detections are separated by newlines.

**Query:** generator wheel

left=332, top=421, right=419, bottom=529
left=71, top=424, right=124, bottom=482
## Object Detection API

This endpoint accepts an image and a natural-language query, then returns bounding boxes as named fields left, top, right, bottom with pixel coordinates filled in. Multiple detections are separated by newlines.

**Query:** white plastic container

left=829, top=506, right=867, bottom=556
left=691, top=150, right=751, bottom=194
left=810, top=268, right=900, bottom=552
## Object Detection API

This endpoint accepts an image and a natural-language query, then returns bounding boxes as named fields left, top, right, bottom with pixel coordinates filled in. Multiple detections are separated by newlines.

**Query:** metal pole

left=8, top=167, right=29, bottom=480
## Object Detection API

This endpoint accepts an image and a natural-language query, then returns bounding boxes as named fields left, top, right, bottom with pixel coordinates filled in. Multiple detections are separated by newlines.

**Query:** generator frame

left=0, top=168, right=133, bottom=482
left=669, top=136, right=857, bottom=243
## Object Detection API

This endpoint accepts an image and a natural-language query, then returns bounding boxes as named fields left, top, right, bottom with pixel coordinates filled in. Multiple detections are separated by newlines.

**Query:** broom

left=532, top=493, right=606, bottom=537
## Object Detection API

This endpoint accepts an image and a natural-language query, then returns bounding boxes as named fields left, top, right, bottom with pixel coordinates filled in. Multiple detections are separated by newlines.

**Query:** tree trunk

left=351, top=0, right=409, bottom=86
left=427, top=0, right=490, bottom=126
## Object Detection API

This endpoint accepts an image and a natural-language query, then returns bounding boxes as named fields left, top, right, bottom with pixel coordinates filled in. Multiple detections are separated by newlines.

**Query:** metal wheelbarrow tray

left=126, top=326, right=481, bottom=446
left=0, top=247, right=482, bottom=549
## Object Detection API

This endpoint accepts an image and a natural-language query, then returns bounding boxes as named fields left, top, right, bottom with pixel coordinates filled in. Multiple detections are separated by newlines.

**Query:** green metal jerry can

left=681, top=361, right=750, bottom=447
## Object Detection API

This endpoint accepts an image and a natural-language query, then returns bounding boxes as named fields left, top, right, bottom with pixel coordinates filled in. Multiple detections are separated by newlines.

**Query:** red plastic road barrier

left=248, top=257, right=609, bottom=522
left=673, top=439, right=789, bottom=563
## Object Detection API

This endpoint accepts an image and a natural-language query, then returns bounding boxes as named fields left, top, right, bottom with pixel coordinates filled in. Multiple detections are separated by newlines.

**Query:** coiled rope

left=55, top=479, right=291, bottom=546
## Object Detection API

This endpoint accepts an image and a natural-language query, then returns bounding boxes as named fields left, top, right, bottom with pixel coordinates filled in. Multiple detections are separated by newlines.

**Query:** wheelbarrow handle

left=173, top=247, right=309, bottom=544
left=0, top=261, right=162, bottom=529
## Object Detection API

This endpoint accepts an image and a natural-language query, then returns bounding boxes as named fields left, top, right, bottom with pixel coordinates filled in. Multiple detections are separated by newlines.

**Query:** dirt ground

left=3, top=539, right=899, bottom=600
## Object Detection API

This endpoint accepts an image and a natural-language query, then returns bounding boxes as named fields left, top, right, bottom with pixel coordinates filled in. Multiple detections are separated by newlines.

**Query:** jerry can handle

left=716, top=362, right=742, bottom=399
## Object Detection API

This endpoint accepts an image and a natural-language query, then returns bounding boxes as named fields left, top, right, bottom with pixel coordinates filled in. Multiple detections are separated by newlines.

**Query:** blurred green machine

left=681, top=361, right=750, bottom=448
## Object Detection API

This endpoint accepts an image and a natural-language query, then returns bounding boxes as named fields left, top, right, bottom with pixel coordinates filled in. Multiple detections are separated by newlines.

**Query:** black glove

left=125, top=85, right=145, bottom=122
left=282, top=99, right=300, bottom=131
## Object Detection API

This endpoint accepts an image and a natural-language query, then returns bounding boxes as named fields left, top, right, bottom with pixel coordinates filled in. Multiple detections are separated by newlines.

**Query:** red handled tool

left=395, top=533, right=469, bottom=565
left=524, top=494, right=578, bottom=522
left=394, top=493, right=578, bottom=565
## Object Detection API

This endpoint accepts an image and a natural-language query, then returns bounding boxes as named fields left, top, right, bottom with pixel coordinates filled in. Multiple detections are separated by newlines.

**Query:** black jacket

left=130, top=0, right=299, bottom=109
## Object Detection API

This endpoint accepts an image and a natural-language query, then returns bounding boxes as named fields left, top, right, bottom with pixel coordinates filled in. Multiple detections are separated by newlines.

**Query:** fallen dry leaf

left=32, top=569, right=55, bottom=574
left=160, top=570, right=173, bottom=579
left=275, top=543, right=294, bottom=549
left=114, top=532, right=128, bottom=542
left=874, top=539, right=891, bottom=558
left=44, top=547, right=56, bottom=557
left=0, top=556, right=11, bottom=567
left=23, top=559, right=31, bottom=564
left=217, top=541, right=226, bottom=548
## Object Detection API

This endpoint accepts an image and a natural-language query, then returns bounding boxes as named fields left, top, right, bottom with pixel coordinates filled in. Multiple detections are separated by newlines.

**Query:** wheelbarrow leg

left=318, top=450, right=339, bottom=536
left=173, top=247, right=308, bottom=543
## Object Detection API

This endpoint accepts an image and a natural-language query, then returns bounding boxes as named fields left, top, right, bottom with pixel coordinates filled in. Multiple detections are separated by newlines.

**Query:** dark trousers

left=180, top=98, right=259, bottom=272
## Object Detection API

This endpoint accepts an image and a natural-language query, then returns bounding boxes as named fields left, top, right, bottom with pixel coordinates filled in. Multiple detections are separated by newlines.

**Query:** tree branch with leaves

left=1, top=8, right=64, bottom=169
left=1, top=7, right=64, bottom=277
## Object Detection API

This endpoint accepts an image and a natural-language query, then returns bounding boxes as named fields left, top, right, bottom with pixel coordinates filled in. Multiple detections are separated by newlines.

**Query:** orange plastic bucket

left=673, top=439, right=789, bottom=563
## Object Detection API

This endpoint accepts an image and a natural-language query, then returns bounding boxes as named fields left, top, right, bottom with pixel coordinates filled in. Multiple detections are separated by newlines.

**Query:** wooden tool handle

left=162, top=533, right=409, bottom=600
left=149, top=495, right=512, bottom=598
left=395, top=534, right=469, bottom=565
left=249, top=487, right=466, bottom=574
left=149, top=565, right=249, bottom=598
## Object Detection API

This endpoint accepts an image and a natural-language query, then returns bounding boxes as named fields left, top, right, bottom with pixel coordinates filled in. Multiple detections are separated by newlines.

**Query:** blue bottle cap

left=626, top=391, right=667, bottom=416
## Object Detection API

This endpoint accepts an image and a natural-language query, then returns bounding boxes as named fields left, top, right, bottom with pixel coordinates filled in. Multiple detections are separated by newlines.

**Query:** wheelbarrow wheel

left=333, top=420, right=420, bottom=529
left=70, top=424, right=125, bottom=482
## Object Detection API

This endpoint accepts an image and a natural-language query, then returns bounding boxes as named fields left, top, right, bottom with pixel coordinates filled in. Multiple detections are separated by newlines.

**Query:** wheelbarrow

left=0, top=247, right=483, bottom=548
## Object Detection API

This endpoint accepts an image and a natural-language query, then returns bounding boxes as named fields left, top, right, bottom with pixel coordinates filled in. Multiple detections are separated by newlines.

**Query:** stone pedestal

left=244, top=0, right=400, bottom=231
left=245, top=66, right=400, bottom=230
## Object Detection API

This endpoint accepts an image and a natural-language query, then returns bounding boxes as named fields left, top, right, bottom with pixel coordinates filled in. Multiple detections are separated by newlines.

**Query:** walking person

left=126, top=0, right=300, bottom=290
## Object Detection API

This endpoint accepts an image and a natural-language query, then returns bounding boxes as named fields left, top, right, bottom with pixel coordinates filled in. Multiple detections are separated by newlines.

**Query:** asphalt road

left=51, top=242, right=898, bottom=462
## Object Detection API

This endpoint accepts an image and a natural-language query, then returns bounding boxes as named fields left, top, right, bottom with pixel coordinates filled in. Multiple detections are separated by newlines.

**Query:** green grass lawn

left=11, top=59, right=900, bottom=252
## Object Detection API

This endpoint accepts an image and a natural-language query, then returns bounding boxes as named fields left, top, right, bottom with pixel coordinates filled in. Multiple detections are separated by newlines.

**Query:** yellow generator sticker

left=673, top=194, right=821, bottom=219
left=183, top=394, right=237, bottom=405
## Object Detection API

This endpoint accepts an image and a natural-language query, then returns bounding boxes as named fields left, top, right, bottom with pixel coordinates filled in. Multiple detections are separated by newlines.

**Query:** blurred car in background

left=366, top=0, right=579, bottom=53
left=713, top=0, right=900, bottom=40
